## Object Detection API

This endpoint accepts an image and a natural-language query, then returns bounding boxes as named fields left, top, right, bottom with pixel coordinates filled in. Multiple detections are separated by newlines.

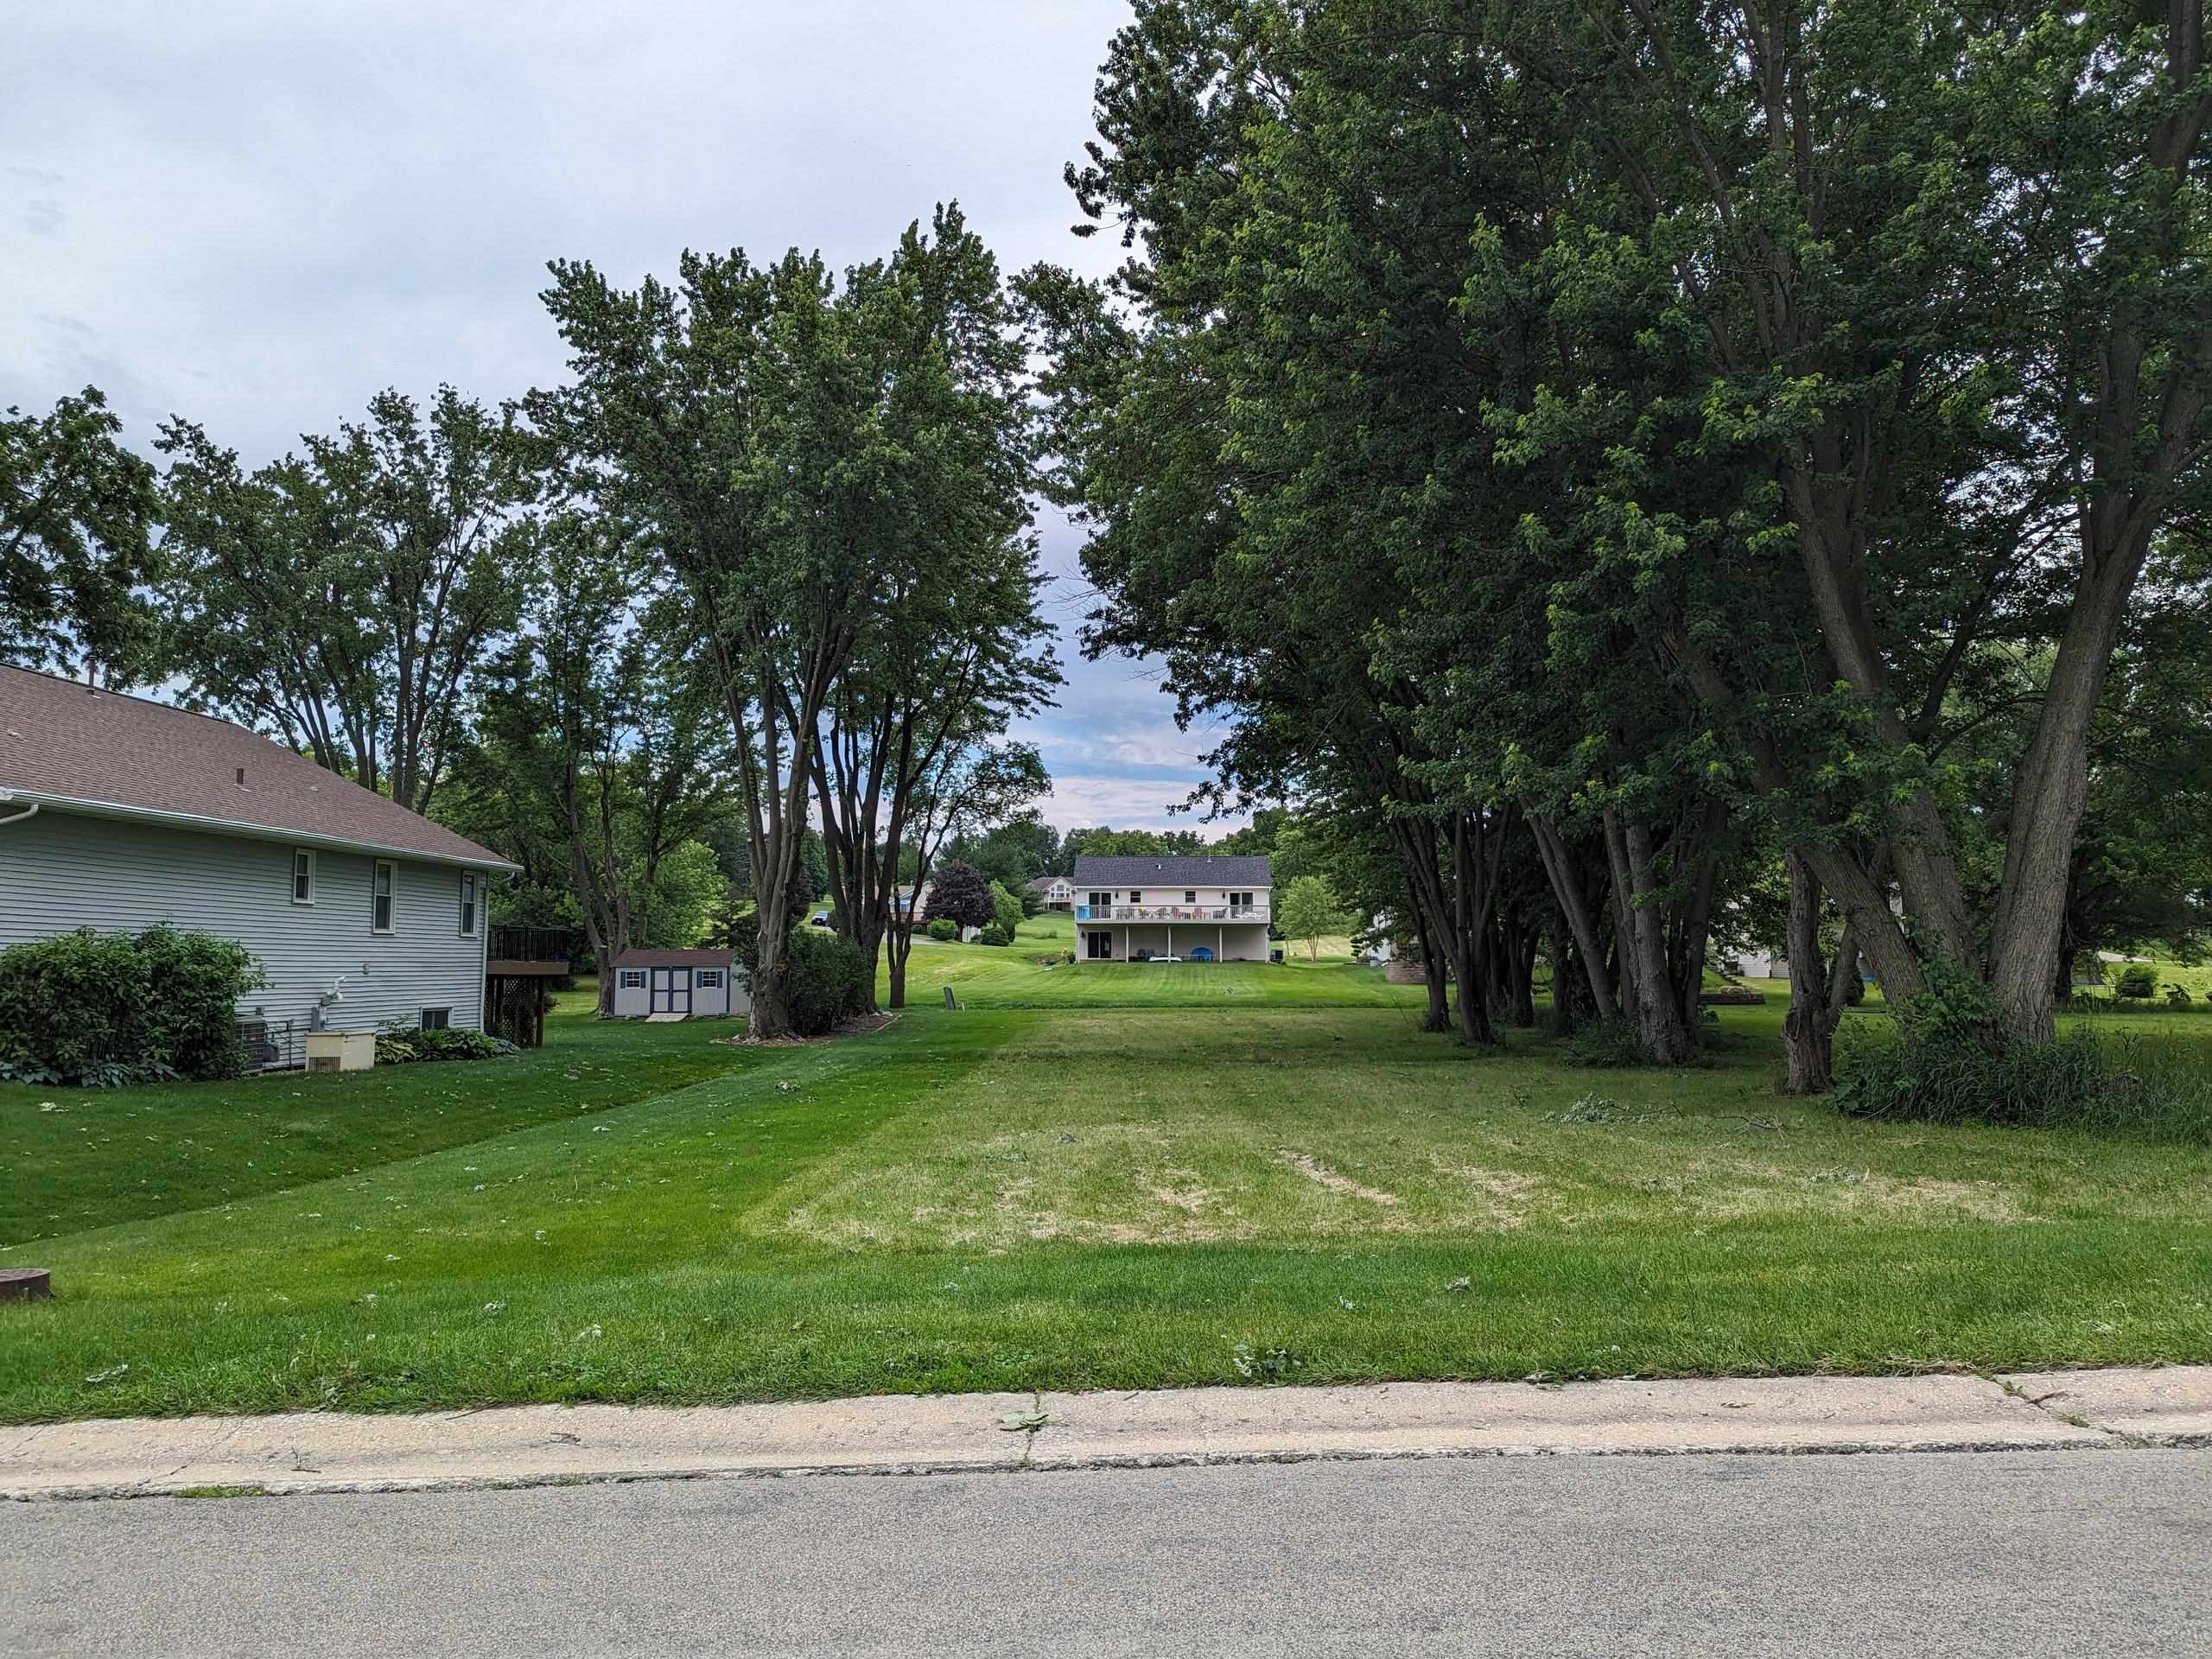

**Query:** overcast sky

left=0, top=0, right=1243, bottom=835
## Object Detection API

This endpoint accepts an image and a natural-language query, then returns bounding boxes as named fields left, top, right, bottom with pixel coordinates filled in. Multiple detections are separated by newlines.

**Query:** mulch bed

left=715, top=1011, right=901, bottom=1048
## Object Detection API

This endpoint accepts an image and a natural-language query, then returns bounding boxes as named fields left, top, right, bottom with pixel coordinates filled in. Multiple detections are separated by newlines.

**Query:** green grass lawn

left=1, top=986, right=750, bottom=1244
left=887, top=912, right=1408, bottom=1007
left=3, top=984, right=2209, bottom=1422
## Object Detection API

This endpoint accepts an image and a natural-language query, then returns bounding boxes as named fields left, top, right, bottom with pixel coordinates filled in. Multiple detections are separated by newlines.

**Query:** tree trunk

left=1781, top=853, right=1840, bottom=1094
left=1529, top=811, right=1620, bottom=1026
left=1507, top=919, right=1538, bottom=1028
left=1447, top=814, right=1498, bottom=1046
left=1603, top=810, right=1701, bottom=1065
left=1409, top=895, right=1450, bottom=1033
left=887, top=938, right=909, bottom=1010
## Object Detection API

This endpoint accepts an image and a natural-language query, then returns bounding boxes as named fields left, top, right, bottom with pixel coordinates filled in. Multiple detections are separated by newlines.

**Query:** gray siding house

left=0, top=666, right=518, bottom=1062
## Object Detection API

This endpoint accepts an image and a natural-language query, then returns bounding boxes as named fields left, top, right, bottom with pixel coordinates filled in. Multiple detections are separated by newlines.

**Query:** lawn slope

left=4, top=1002, right=2207, bottom=1421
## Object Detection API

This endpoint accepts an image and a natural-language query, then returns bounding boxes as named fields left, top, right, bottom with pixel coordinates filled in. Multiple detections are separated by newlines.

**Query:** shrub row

left=0, top=926, right=267, bottom=1087
left=374, top=1027, right=520, bottom=1065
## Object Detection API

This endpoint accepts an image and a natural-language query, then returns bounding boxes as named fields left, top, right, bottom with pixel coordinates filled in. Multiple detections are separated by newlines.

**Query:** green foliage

left=374, top=1027, right=520, bottom=1065
left=988, top=879, right=1024, bottom=940
left=2116, top=964, right=2159, bottom=1000
left=1836, top=1024, right=2210, bottom=1145
left=781, top=928, right=872, bottom=1038
left=1, top=386, right=162, bottom=678
left=1276, top=875, right=1350, bottom=962
left=2168, top=983, right=2196, bottom=1008
left=1559, top=1020, right=1645, bottom=1070
left=158, top=386, right=532, bottom=810
left=926, top=918, right=959, bottom=943
left=0, top=926, right=266, bottom=1085
left=924, top=861, right=995, bottom=931
left=976, top=924, right=1011, bottom=947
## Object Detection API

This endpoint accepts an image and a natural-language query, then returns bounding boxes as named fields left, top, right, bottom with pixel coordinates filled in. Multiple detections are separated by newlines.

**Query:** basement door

left=650, top=967, right=693, bottom=1015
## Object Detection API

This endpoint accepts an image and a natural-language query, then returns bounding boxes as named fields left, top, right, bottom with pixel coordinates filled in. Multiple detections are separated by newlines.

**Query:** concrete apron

left=5, top=1367, right=2209, bottom=1502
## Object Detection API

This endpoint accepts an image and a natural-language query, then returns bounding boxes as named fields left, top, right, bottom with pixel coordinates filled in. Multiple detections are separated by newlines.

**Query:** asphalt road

left=5, top=1449, right=2206, bottom=1656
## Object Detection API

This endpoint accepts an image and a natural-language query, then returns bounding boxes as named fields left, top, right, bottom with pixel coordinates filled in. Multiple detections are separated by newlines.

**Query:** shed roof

left=613, top=949, right=736, bottom=969
left=0, top=665, right=517, bottom=869
left=1071, top=854, right=1272, bottom=887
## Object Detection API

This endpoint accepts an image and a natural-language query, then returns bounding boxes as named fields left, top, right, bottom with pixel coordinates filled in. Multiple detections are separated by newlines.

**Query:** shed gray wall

left=608, top=965, right=741, bottom=1018
left=0, top=809, right=490, bottom=1036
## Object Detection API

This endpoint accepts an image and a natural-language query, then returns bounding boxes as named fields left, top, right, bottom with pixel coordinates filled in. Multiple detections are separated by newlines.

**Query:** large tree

left=460, top=516, right=735, bottom=1010
left=1039, top=0, right=2210, bottom=1072
left=159, top=386, right=534, bottom=811
left=537, top=205, right=1045, bottom=1038
left=0, top=387, right=161, bottom=682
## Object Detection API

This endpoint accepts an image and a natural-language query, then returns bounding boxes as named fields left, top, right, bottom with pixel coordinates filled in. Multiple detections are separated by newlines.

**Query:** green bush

left=0, top=925, right=266, bottom=1086
left=1836, top=1020, right=2209, bottom=1142
left=976, top=923, right=1011, bottom=947
left=2165, top=982, right=2194, bottom=1007
left=781, top=927, right=872, bottom=1036
left=1559, top=1019, right=1643, bottom=1068
left=926, top=918, right=958, bottom=943
left=2115, top=963, right=2158, bottom=999
left=374, top=1026, right=519, bottom=1065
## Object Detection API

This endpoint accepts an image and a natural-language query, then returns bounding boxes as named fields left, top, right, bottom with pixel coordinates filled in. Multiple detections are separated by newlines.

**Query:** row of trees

left=3, top=207, right=1063, bottom=1037
left=1027, top=0, right=2211, bottom=1082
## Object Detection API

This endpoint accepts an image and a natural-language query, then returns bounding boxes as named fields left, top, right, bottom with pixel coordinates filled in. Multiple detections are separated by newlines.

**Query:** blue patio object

left=1189, top=946, right=1214, bottom=962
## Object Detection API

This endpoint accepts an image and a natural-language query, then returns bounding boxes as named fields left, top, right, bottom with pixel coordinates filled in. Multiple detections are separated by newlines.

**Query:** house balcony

left=1074, top=905, right=1270, bottom=924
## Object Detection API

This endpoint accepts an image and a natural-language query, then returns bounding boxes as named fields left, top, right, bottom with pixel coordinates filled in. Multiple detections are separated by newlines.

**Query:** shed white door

left=650, top=968, right=692, bottom=1015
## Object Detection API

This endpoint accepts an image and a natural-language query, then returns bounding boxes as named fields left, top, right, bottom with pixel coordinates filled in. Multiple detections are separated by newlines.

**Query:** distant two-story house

left=1071, top=855, right=1272, bottom=963
left=1026, top=874, right=1074, bottom=911
left=0, top=666, right=519, bottom=1065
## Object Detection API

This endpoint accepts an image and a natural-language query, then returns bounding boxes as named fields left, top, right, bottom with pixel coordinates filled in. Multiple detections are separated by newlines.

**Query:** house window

left=1231, top=891, right=1254, bottom=910
left=697, top=969, right=724, bottom=989
left=1128, top=891, right=1143, bottom=905
left=290, top=849, right=316, bottom=905
left=1087, top=891, right=1111, bottom=910
left=458, top=871, right=479, bottom=937
left=371, top=861, right=396, bottom=932
left=619, top=969, right=646, bottom=990
left=419, top=1007, right=452, bottom=1031
left=1184, top=890, right=1197, bottom=904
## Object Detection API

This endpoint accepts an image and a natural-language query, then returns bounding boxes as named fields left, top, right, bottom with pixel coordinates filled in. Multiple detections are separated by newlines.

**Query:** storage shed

left=610, top=948, right=747, bottom=1020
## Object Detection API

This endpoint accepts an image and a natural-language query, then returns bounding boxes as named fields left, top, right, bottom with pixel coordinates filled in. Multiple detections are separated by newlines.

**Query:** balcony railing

left=487, top=924, right=583, bottom=967
left=1075, top=904, right=1269, bottom=923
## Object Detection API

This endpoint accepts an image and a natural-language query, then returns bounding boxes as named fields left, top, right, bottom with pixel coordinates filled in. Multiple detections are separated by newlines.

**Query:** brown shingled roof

left=0, top=665, right=518, bottom=869
left=612, top=949, right=735, bottom=969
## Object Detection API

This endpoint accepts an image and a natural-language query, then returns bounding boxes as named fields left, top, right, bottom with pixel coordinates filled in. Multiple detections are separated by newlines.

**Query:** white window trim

left=290, top=848, right=317, bottom=906
left=371, top=859, right=397, bottom=935
left=458, top=870, right=479, bottom=938
left=619, top=969, right=646, bottom=989
left=420, top=1006, right=452, bottom=1031
left=697, top=969, right=724, bottom=988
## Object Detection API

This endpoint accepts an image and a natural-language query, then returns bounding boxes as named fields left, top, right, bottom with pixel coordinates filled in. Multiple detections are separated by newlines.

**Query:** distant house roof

left=612, top=948, right=734, bottom=969
left=1024, top=874, right=1070, bottom=891
left=0, top=665, right=517, bottom=870
left=1072, top=854, right=1272, bottom=887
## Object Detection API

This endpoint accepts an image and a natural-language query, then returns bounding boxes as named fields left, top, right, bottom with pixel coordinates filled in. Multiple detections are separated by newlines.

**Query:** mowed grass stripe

left=1, top=995, right=755, bottom=1244
left=4, top=1003, right=2209, bottom=1421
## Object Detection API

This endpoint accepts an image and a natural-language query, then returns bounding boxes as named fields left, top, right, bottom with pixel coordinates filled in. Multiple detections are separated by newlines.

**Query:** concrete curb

left=3, top=1366, right=2207, bottom=1503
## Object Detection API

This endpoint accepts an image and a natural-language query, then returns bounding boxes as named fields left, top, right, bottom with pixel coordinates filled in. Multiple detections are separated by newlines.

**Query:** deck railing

left=1074, top=904, right=1269, bottom=923
left=487, top=924, right=582, bottom=965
